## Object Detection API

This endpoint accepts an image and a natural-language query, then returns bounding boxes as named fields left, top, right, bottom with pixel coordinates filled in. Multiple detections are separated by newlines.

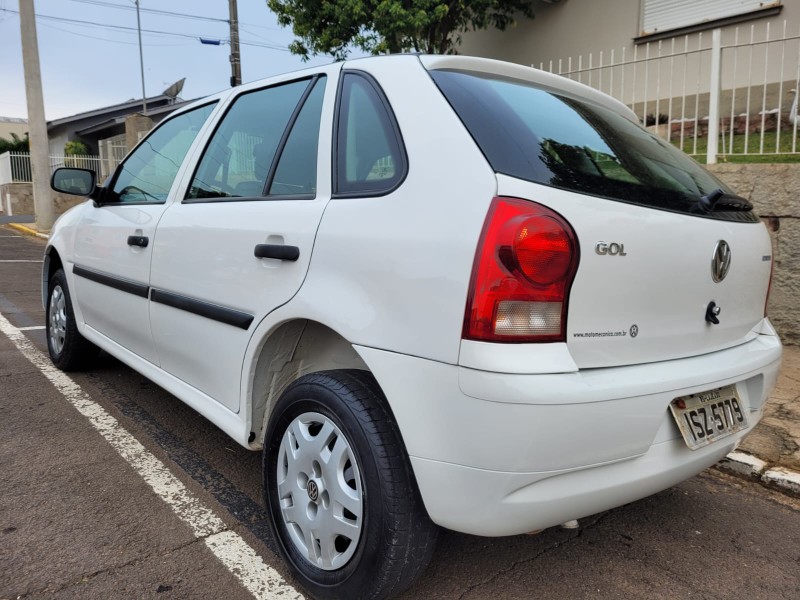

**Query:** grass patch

left=671, top=130, right=800, bottom=164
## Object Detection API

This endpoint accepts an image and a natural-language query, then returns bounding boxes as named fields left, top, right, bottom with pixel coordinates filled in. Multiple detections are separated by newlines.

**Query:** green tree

left=267, top=0, right=534, bottom=60
left=0, top=132, right=30, bottom=154
left=64, top=140, right=89, bottom=156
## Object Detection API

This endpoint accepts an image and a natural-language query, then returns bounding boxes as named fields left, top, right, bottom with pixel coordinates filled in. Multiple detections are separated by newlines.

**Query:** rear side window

left=430, top=70, right=757, bottom=222
left=335, top=72, right=406, bottom=196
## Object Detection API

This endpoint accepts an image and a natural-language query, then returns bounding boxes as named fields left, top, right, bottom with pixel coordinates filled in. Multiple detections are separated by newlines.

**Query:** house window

left=641, top=0, right=781, bottom=37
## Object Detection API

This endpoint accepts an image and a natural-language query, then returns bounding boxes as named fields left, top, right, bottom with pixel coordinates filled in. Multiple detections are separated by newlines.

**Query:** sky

left=0, top=0, right=343, bottom=121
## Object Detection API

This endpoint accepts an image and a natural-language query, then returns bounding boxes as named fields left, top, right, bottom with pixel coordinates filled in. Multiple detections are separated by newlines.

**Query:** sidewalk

left=0, top=214, right=34, bottom=225
left=741, top=345, right=800, bottom=470
left=719, top=344, right=800, bottom=494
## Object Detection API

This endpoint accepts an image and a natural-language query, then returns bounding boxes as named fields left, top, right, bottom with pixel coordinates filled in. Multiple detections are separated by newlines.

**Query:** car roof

left=170, top=53, right=638, bottom=125
left=418, top=55, right=639, bottom=123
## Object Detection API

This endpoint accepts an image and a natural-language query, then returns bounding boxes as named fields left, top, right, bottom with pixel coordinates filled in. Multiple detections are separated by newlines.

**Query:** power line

left=0, top=7, right=290, bottom=51
left=65, top=0, right=229, bottom=24
left=38, top=20, right=193, bottom=46
left=0, top=7, right=221, bottom=41
left=65, top=0, right=284, bottom=31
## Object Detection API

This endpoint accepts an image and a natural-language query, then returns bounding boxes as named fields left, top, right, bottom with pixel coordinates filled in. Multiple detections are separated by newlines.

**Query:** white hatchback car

left=46, top=55, right=781, bottom=599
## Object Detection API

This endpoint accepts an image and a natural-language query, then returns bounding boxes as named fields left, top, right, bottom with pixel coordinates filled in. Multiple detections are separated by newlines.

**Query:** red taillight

left=463, top=197, right=579, bottom=343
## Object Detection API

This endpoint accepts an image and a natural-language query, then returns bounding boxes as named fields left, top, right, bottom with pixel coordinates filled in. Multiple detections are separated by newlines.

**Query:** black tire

left=46, top=269, right=99, bottom=371
left=263, top=369, right=437, bottom=600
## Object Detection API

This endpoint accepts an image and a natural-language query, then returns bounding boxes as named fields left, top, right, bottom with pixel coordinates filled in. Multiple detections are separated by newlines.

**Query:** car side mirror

left=51, top=167, right=97, bottom=197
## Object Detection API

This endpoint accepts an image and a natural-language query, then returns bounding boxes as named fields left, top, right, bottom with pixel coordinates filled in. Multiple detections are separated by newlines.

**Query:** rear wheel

left=263, top=370, right=437, bottom=600
left=46, top=269, right=98, bottom=371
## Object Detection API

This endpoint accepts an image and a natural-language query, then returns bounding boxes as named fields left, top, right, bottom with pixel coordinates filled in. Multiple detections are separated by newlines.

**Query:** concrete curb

left=6, top=223, right=49, bottom=239
left=716, top=451, right=800, bottom=497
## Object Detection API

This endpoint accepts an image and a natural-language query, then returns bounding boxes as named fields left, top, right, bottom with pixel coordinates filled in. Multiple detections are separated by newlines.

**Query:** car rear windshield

left=430, top=69, right=757, bottom=222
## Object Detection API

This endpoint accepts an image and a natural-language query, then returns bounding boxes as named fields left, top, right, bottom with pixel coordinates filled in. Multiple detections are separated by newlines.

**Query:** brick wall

left=0, top=183, right=86, bottom=218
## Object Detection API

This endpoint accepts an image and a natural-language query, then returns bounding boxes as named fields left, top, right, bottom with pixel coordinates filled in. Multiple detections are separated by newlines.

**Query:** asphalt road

left=1, top=226, right=799, bottom=600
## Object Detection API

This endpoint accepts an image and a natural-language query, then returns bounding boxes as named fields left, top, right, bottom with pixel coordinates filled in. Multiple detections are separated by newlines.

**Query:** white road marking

left=0, top=310, right=303, bottom=600
left=0, top=259, right=43, bottom=262
left=17, top=325, right=45, bottom=331
left=0, top=235, right=22, bottom=238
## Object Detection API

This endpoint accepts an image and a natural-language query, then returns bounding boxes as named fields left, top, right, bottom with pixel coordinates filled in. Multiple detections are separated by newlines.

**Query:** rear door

left=148, top=71, right=335, bottom=412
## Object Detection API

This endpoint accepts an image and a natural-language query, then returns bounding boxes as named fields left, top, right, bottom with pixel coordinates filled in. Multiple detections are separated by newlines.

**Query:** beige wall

left=459, top=0, right=800, bottom=85
left=125, top=113, right=154, bottom=151
left=0, top=119, right=29, bottom=141
left=459, top=0, right=639, bottom=67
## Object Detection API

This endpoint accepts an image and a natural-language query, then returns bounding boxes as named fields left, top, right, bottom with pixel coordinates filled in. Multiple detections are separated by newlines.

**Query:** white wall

left=48, top=132, right=68, bottom=156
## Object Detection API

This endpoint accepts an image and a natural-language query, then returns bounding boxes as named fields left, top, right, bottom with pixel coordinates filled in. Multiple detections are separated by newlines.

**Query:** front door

left=71, top=103, right=217, bottom=364
left=148, top=73, right=334, bottom=412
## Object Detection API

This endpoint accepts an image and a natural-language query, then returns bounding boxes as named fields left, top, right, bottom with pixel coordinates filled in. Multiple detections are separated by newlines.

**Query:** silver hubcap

left=48, top=285, right=67, bottom=355
left=277, top=412, right=363, bottom=571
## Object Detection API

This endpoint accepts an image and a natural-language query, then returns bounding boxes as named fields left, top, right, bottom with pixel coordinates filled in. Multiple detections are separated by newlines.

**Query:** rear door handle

left=254, top=244, right=299, bottom=261
left=127, top=235, right=149, bottom=248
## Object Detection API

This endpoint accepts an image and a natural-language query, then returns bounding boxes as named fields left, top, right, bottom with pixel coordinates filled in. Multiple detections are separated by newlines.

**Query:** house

left=46, top=78, right=191, bottom=159
left=1, top=80, right=193, bottom=217
left=459, top=0, right=791, bottom=73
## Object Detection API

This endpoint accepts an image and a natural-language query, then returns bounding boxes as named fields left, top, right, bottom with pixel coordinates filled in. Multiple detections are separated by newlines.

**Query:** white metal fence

left=99, top=134, right=127, bottom=180
left=0, top=152, right=112, bottom=185
left=538, top=20, right=800, bottom=163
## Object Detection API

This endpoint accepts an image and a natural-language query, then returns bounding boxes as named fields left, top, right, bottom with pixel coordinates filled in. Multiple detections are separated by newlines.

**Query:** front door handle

left=127, top=235, right=149, bottom=248
left=254, top=244, right=299, bottom=261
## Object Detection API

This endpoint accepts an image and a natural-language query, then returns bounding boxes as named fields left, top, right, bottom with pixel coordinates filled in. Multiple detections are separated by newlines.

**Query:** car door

left=148, top=71, right=335, bottom=412
left=71, top=102, right=217, bottom=364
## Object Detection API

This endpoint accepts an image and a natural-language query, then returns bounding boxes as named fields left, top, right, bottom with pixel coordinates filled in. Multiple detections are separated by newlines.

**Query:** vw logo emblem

left=711, top=240, right=731, bottom=283
left=307, top=480, right=319, bottom=502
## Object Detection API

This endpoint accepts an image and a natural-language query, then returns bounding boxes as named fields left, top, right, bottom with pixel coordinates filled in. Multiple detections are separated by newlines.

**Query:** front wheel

left=46, top=269, right=98, bottom=371
left=263, top=370, right=437, bottom=600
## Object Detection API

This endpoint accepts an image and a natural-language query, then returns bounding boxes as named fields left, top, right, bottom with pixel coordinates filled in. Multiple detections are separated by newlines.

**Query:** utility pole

left=135, top=0, right=146, bottom=114
left=228, top=0, right=241, bottom=87
left=18, top=0, right=53, bottom=231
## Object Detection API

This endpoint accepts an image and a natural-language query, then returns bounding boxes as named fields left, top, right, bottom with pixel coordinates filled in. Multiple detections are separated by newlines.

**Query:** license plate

left=670, top=385, right=747, bottom=450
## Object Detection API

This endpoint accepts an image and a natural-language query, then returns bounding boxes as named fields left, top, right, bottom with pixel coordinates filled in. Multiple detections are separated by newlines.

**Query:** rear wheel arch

left=249, top=320, right=371, bottom=448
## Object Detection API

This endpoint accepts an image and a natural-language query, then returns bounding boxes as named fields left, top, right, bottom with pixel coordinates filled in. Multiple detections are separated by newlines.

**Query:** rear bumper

left=355, top=328, right=782, bottom=536
left=410, top=432, right=740, bottom=536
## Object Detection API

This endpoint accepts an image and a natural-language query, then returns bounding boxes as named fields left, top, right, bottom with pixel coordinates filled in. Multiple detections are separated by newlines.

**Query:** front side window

left=335, top=73, right=406, bottom=196
left=109, top=103, right=215, bottom=204
left=186, top=78, right=318, bottom=200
